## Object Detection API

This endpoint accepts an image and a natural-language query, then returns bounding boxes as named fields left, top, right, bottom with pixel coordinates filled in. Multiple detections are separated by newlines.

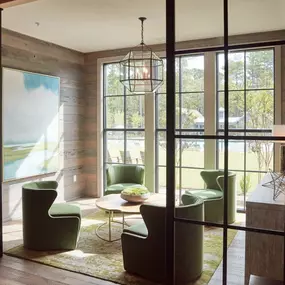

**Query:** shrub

left=239, top=174, right=252, bottom=195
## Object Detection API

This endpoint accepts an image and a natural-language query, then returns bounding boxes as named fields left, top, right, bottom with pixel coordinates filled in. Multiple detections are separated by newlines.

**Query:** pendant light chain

left=139, top=17, right=146, bottom=45
left=141, top=20, right=144, bottom=44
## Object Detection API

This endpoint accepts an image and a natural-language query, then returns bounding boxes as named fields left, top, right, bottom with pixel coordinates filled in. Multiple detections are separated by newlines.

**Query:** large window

left=155, top=55, right=205, bottom=194
left=103, top=63, right=145, bottom=184
left=217, top=48, right=275, bottom=210
left=102, top=49, right=275, bottom=207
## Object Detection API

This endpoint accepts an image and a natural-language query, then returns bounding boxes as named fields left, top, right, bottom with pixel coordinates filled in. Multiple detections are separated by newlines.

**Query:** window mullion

left=243, top=50, right=247, bottom=211
left=204, top=52, right=216, bottom=169
left=179, top=57, right=182, bottom=201
left=145, top=92, right=155, bottom=192
left=274, top=46, right=282, bottom=171
left=124, top=87, right=127, bottom=163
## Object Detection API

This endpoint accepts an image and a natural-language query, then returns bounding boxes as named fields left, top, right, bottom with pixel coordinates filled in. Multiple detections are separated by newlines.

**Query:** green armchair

left=22, top=181, right=81, bottom=251
left=105, top=164, right=145, bottom=195
left=186, top=170, right=236, bottom=224
left=121, top=194, right=204, bottom=284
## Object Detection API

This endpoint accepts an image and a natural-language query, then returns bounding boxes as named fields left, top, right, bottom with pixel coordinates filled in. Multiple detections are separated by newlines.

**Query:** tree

left=158, top=108, right=200, bottom=172
left=105, top=63, right=144, bottom=129
left=131, top=112, right=144, bottom=129
left=105, top=64, right=124, bottom=128
left=219, top=50, right=274, bottom=181
left=246, top=90, right=274, bottom=180
left=156, top=57, right=204, bottom=189
left=105, top=63, right=123, bottom=95
left=244, top=50, right=274, bottom=180
left=240, top=174, right=252, bottom=195
left=157, top=57, right=204, bottom=128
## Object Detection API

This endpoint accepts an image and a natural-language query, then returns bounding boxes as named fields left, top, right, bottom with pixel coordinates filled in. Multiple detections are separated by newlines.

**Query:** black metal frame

left=0, top=8, right=3, bottom=257
left=100, top=3, right=285, bottom=283
left=175, top=40, right=285, bottom=55
left=165, top=0, right=285, bottom=284
left=166, top=0, right=176, bottom=283
left=216, top=47, right=275, bottom=212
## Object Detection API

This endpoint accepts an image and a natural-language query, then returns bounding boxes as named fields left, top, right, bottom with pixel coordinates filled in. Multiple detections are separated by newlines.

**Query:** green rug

left=5, top=211, right=237, bottom=285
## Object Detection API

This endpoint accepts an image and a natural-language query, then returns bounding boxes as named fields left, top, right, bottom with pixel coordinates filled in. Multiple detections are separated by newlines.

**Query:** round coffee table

left=95, top=193, right=166, bottom=242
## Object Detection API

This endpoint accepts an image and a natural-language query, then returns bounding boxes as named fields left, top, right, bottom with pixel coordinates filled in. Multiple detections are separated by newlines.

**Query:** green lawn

left=158, top=148, right=268, bottom=192
left=108, top=144, right=270, bottom=196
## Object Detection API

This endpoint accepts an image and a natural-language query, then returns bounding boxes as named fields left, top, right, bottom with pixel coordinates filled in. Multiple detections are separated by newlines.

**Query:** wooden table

left=245, top=174, right=285, bottom=284
left=95, top=193, right=168, bottom=242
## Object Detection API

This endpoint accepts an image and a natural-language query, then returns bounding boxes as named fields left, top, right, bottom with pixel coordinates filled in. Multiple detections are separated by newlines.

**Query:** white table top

left=96, top=193, right=168, bottom=213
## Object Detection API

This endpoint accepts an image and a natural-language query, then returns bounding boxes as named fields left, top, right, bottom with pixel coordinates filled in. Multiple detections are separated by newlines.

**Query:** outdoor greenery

left=104, top=49, right=274, bottom=208
left=218, top=49, right=274, bottom=183
left=105, top=64, right=145, bottom=129
left=239, top=174, right=252, bottom=195
left=157, top=57, right=205, bottom=171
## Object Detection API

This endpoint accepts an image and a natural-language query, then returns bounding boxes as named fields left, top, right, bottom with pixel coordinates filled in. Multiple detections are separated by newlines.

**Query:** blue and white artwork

left=3, top=68, right=60, bottom=181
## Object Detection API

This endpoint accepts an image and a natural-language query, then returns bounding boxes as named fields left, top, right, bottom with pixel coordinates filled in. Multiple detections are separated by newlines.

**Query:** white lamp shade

left=273, top=125, right=285, bottom=142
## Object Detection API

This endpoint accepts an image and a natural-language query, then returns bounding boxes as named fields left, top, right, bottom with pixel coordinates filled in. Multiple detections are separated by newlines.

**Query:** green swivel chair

left=121, top=195, right=204, bottom=284
left=186, top=170, right=236, bottom=224
left=105, top=164, right=145, bottom=195
left=22, top=181, right=81, bottom=251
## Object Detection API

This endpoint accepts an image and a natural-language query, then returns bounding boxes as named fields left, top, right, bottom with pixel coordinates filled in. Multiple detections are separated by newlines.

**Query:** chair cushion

left=123, top=222, right=148, bottom=237
left=186, top=189, right=223, bottom=200
left=49, top=203, right=81, bottom=218
left=105, top=183, right=144, bottom=195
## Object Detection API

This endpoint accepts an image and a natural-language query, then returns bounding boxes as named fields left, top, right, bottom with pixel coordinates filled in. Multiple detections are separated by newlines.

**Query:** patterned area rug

left=5, top=211, right=237, bottom=285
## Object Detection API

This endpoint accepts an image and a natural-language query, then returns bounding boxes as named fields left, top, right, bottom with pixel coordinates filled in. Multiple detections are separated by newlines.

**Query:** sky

left=3, top=69, right=59, bottom=145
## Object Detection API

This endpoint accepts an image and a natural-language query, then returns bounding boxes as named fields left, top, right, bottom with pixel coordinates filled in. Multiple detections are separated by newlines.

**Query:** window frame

left=100, top=48, right=279, bottom=205
left=215, top=47, right=276, bottom=211
left=155, top=54, right=206, bottom=194
left=102, top=62, right=145, bottom=191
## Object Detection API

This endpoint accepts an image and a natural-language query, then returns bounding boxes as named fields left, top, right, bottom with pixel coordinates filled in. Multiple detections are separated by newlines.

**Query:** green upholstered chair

left=105, top=164, right=145, bottom=195
left=186, top=170, right=236, bottom=224
left=121, top=194, right=204, bottom=284
left=22, top=181, right=81, bottom=251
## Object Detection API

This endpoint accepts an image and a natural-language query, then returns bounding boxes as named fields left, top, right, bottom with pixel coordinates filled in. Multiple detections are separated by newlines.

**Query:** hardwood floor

left=208, top=231, right=245, bottom=285
left=1, top=198, right=246, bottom=285
left=0, top=255, right=115, bottom=285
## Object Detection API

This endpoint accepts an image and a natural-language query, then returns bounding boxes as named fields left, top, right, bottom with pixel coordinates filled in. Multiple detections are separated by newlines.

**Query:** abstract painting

left=3, top=68, right=60, bottom=181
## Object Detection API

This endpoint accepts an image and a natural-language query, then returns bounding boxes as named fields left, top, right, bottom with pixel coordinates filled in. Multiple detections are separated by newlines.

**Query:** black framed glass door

left=165, top=1, right=285, bottom=285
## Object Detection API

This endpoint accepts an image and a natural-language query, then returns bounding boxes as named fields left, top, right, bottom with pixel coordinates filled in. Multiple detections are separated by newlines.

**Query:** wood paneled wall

left=83, top=61, right=97, bottom=197
left=2, top=28, right=86, bottom=221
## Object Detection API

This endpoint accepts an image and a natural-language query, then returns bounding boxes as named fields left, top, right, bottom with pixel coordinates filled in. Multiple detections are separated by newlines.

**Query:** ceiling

left=3, top=0, right=285, bottom=53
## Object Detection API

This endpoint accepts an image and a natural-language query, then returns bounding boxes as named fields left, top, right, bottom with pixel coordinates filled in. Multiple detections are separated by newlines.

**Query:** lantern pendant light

left=119, top=17, right=164, bottom=94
